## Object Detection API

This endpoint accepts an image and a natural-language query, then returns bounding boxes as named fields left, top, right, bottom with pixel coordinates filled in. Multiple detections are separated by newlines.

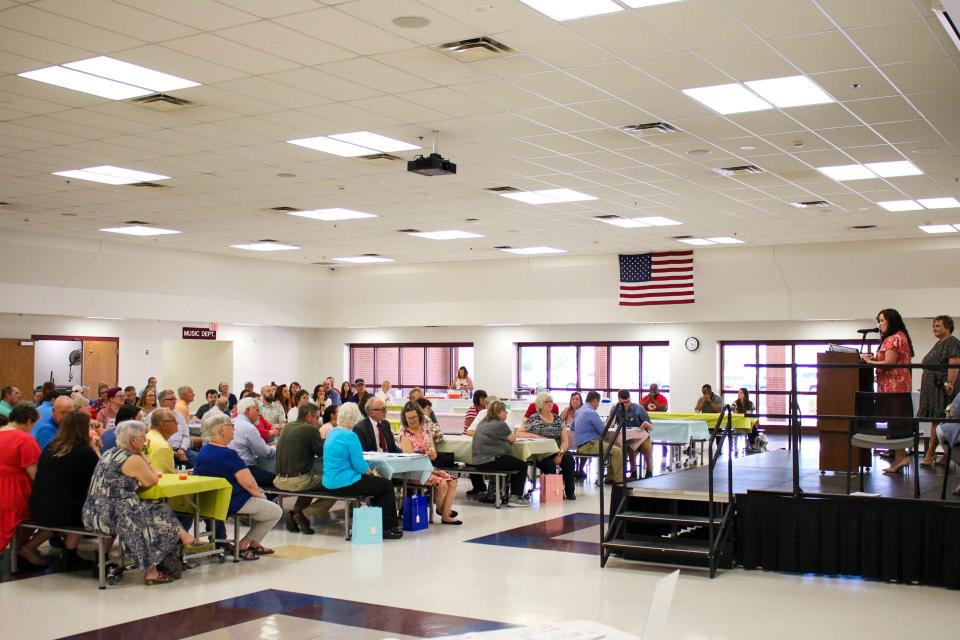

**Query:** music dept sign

left=182, top=327, right=217, bottom=340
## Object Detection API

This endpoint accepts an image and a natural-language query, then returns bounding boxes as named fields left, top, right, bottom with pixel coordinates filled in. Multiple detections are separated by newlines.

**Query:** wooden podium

left=816, top=351, right=872, bottom=472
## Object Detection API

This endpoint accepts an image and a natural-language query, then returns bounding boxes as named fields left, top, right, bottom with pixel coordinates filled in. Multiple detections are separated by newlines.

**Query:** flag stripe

left=620, top=291, right=694, bottom=299
left=620, top=299, right=695, bottom=306
left=618, top=251, right=695, bottom=307
left=621, top=284, right=694, bottom=292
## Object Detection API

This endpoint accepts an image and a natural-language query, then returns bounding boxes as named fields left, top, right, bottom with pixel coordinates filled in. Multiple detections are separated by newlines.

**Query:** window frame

left=348, top=342, right=473, bottom=392
left=516, top=340, right=669, bottom=395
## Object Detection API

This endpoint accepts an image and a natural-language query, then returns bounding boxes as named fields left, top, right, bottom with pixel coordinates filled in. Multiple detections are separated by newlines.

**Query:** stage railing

left=597, top=406, right=630, bottom=561
left=708, top=405, right=735, bottom=576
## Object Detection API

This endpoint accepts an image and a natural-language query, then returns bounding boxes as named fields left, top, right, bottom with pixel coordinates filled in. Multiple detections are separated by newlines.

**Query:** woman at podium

left=861, top=308, right=914, bottom=473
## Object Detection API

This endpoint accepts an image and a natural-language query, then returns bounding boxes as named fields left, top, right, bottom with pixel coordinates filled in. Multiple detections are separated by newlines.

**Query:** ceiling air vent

left=851, top=225, right=877, bottom=230
left=269, top=206, right=301, bottom=212
left=312, top=261, right=336, bottom=266
left=128, top=93, right=194, bottom=111
left=123, top=220, right=150, bottom=225
left=791, top=200, right=830, bottom=209
left=621, top=122, right=679, bottom=137
left=437, top=36, right=514, bottom=62
left=493, top=245, right=512, bottom=249
left=361, top=153, right=403, bottom=165
left=484, top=186, right=521, bottom=193
left=594, top=214, right=621, bottom=220
left=714, top=165, right=763, bottom=177
left=398, top=228, right=421, bottom=233
left=671, top=235, right=693, bottom=240
left=128, top=181, right=169, bottom=188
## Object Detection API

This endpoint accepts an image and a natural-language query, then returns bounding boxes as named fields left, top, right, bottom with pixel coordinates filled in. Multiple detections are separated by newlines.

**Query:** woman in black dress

left=29, top=410, right=100, bottom=571
left=918, top=315, right=960, bottom=466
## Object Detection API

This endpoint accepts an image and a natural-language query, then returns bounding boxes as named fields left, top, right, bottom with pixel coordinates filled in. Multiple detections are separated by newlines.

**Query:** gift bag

left=540, top=473, right=563, bottom=503
left=402, top=494, right=429, bottom=532
left=351, top=506, right=383, bottom=544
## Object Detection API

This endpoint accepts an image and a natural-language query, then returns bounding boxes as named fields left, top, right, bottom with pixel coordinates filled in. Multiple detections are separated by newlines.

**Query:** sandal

left=436, top=509, right=458, bottom=518
left=238, top=547, right=260, bottom=561
left=144, top=573, right=175, bottom=585
left=251, top=544, right=274, bottom=555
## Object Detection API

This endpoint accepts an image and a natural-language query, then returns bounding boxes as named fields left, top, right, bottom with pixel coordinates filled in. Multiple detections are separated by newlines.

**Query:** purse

left=433, top=451, right=456, bottom=468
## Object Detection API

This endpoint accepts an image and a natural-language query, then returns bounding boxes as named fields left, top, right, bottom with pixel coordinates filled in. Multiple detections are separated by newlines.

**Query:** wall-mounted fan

left=68, top=349, right=82, bottom=382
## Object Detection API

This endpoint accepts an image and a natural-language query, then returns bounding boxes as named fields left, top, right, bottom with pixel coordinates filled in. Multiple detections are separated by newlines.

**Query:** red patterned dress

left=0, top=429, right=41, bottom=550
left=876, top=331, right=913, bottom=393
left=401, top=427, right=455, bottom=487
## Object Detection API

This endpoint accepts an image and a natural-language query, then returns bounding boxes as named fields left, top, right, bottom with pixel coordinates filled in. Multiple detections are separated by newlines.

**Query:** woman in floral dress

left=398, top=402, right=461, bottom=525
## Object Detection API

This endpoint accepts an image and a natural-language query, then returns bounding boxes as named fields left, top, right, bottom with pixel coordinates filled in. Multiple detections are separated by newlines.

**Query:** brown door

left=82, top=340, right=118, bottom=391
left=0, top=339, right=35, bottom=398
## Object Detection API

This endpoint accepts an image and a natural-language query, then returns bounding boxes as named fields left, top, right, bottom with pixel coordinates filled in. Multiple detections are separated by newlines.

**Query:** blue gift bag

left=402, top=494, right=428, bottom=532
left=351, top=506, right=383, bottom=544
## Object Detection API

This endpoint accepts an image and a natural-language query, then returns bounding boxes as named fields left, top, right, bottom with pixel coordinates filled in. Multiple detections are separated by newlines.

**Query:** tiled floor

left=3, top=439, right=959, bottom=640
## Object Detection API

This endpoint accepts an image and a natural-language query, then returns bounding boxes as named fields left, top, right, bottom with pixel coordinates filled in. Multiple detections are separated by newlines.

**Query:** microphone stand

left=857, top=329, right=876, bottom=354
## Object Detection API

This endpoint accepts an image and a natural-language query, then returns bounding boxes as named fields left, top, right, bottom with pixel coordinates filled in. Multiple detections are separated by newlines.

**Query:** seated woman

left=194, top=414, right=283, bottom=560
left=472, top=400, right=529, bottom=508
left=322, top=402, right=403, bottom=539
left=519, top=392, right=576, bottom=500
left=320, top=404, right=338, bottom=440
left=398, top=402, right=461, bottom=525
left=561, top=392, right=587, bottom=480
left=463, top=390, right=488, bottom=435
left=734, top=388, right=763, bottom=452
left=29, top=410, right=101, bottom=572
left=82, top=420, right=200, bottom=585
left=0, top=403, right=48, bottom=568
left=414, top=398, right=444, bottom=444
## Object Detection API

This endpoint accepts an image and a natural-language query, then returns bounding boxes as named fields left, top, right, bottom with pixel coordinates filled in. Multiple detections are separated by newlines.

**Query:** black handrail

left=598, top=406, right=631, bottom=562
left=708, top=405, right=734, bottom=576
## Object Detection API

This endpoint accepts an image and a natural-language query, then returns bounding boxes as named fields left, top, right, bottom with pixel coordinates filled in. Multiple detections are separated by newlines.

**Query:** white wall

left=33, top=339, right=82, bottom=388
left=162, top=340, right=233, bottom=412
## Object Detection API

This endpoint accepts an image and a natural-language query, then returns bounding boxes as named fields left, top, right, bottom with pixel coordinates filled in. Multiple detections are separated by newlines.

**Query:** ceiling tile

left=817, top=0, right=921, bottom=28
left=566, top=11, right=686, bottom=60
left=372, top=47, right=493, bottom=85
left=215, top=21, right=354, bottom=66
left=0, top=26, right=94, bottom=64
left=318, top=57, right=437, bottom=93
left=262, top=68, right=383, bottom=102
left=34, top=0, right=197, bottom=41
left=641, top=0, right=760, bottom=50
left=112, top=44, right=250, bottom=84
left=517, top=106, right=603, bottom=132
left=719, top=0, right=837, bottom=39
left=570, top=100, right=658, bottom=129
left=882, top=58, right=960, bottom=94
left=114, top=0, right=259, bottom=30
left=845, top=96, right=920, bottom=124
left=699, top=41, right=799, bottom=81
left=632, top=51, right=731, bottom=90
left=848, top=20, right=945, bottom=65
left=216, top=0, right=321, bottom=18
left=401, top=86, right=502, bottom=118
left=814, top=125, right=886, bottom=148
left=419, top=0, right=549, bottom=33
left=516, top=71, right=610, bottom=104
left=456, top=79, right=550, bottom=111
left=812, top=67, right=899, bottom=101
left=499, top=25, right=617, bottom=69
left=164, top=33, right=300, bottom=75
left=771, top=30, right=871, bottom=73
left=471, top=54, right=553, bottom=78
left=787, top=103, right=860, bottom=129
left=273, top=7, right=417, bottom=56
left=336, top=0, right=478, bottom=45
left=0, top=4, right=144, bottom=51
left=872, top=119, right=942, bottom=144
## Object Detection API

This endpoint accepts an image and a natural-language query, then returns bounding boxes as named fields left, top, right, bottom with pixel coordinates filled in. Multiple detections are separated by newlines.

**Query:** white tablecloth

left=256, top=452, right=433, bottom=484
left=650, top=419, right=710, bottom=445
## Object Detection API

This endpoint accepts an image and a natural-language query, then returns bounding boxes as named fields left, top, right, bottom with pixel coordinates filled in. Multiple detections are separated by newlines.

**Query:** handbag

left=351, top=506, right=383, bottom=545
left=402, top=494, right=429, bottom=532
left=433, top=451, right=456, bottom=468
left=539, top=473, right=563, bottom=503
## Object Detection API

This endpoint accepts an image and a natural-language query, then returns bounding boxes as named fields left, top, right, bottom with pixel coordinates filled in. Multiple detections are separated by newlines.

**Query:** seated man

left=31, top=395, right=73, bottom=450
left=195, top=389, right=219, bottom=420
left=346, top=378, right=373, bottom=417
left=695, top=384, right=724, bottom=413
left=608, top=390, right=654, bottom=479
left=231, top=397, right=276, bottom=486
left=573, top=391, right=623, bottom=483
left=157, top=389, right=197, bottom=467
left=274, top=403, right=335, bottom=535
left=639, top=383, right=668, bottom=412
left=147, top=408, right=195, bottom=529
left=352, top=398, right=399, bottom=453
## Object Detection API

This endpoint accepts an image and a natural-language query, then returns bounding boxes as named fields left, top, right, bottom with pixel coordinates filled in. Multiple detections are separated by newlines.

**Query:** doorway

left=162, top=340, right=233, bottom=414
left=30, top=335, right=119, bottom=394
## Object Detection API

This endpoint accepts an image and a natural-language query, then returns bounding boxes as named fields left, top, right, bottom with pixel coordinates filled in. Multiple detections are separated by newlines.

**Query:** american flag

left=619, top=251, right=694, bottom=306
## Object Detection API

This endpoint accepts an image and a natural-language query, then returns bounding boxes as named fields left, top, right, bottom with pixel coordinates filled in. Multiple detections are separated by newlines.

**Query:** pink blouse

left=876, top=331, right=912, bottom=393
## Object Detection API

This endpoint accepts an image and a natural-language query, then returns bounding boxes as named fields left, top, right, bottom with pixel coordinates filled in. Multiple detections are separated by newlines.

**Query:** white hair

left=115, top=420, right=148, bottom=449
left=534, top=391, right=553, bottom=412
left=202, top=413, right=233, bottom=439
left=237, top=396, right=259, bottom=415
left=337, top=402, right=361, bottom=428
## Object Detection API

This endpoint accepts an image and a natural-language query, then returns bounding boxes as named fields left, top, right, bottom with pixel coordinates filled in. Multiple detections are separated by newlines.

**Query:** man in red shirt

left=639, top=384, right=668, bottom=412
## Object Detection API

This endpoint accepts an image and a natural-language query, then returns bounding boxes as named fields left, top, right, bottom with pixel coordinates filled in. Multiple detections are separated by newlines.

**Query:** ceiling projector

left=407, top=152, right=456, bottom=176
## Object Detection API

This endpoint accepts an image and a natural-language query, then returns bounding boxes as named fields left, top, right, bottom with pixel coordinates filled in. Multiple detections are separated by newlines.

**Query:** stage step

left=602, top=538, right=711, bottom=559
left=615, top=511, right=715, bottom=527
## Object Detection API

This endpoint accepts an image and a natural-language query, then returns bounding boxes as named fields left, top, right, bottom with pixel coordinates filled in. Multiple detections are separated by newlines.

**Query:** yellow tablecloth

left=648, top=412, right=755, bottom=433
left=436, top=434, right=559, bottom=464
left=138, top=475, right=232, bottom=521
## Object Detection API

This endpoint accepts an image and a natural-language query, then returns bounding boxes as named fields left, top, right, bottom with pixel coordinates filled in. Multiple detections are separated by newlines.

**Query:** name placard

left=182, top=327, right=216, bottom=340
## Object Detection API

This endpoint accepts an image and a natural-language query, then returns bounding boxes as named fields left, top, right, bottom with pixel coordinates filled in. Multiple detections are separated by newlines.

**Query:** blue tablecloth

left=650, top=419, right=710, bottom=445
left=256, top=453, right=433, bottom=484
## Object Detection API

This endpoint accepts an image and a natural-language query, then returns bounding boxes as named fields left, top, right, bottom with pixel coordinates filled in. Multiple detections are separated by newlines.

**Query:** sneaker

left=506, top=496, right=530, bottom=508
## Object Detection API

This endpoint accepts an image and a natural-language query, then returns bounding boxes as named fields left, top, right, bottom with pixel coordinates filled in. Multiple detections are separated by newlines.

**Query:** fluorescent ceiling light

left=18, top=66, right=152, bottom=100
left=287, top=136, right=373, bottom=157
left=917, top=197, right=960, bottom=209
left=333, top=256, right=395, bottom=263
left=516, top=0, right=622, bottom=21
left=919, top=225, right=958, bottom=234
left=230, top=242, right=300, bottom=251
left=408, top=230, right=483, bottom=240
left=499, top=246, right=567, bottom=255
left=53, top=165, right=171, bottom=185
left=682, top=83, right=772, bottom=115
left=64, top=57, right=198, bottom=92
left=501, top=188, right=596, bottom=204
left=877, top=200, right=923, bottom=212
left=623, top=0, right=682, bottom=6
left=100, top=225, right=180, bottom=236
left=864, top=161, right=923, bottom=178
left=706, top=236, right=744, bottom=244
left=677, top=238, right=715, bottom=245
left=484, top=323, right=522, bottom=327
left=816, top=164, right=876, bottom=181
left=744, top=75, right=834, bottom=108
left=596, top=217, right=651, bottom=228
left=329, top=131, right=419, bottom=153
left=288, top=208, right=377, bottom=221
left=85, top=316, right=125, bottom=320
left=635, top=216, right=682, bottom=226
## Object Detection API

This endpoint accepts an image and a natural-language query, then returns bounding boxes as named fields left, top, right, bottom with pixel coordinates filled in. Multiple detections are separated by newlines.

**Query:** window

left=348, top=343, right=473, bottom=394
left=720, top=340, right=866, bottom=427
left=517, top=342, right=669, bottom=403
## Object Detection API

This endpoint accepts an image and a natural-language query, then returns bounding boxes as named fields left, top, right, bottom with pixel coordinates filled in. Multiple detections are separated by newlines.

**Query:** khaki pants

left=272, top=473, right=335, bottom=519
left=578, top=439, right=623, bottom=482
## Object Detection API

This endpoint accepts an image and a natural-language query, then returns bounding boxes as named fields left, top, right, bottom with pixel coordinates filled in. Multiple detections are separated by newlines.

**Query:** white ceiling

left=0, top=0, right=959, bottom=266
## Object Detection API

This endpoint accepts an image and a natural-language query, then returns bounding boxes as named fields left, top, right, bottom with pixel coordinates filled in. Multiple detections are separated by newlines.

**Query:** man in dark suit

left=352, top=398, right=399, bottom=453
left=347, top=378, right=374, bottom=416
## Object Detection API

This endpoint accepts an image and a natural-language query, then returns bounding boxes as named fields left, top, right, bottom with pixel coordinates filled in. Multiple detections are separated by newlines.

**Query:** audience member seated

left=353, top=399, right=399, bottom=453
left=561, top=392, right=587, bottom=480
left=0, top=402, right=45, bottom=568
left=415, top=398, right=444, bottom=443
left=31, top=395, right=73, bottom=451
left=734, top=388, right=763, bottom=452
left=195, top=414, right=283, bottom=561
left=312, top=384, right=329, bottom=410
left=463, top=390, right=488, bottom=435
left=406, top=388, right=440, bottom=422
left=36, top=383, right=56, bottom=422
left=145, top=408, right=179, bottom=473
left=639, top=384, right=669, bottom=412
left=574, top=391, right=623, bottom=484
left=275, top=384, right=291, bottom=414
left=524, top=396, right=558, bottom=419
left=274, top=403, right=335, bottom=535
left=694, top=384, right=723, bottom=413
left=195, top=389, right=219, bottom=420
left=83, top=420, right=202, bottom=584
left=175, top=386, right=195, bottom=423
left=259, top=385, right=286, bottom=436
left=324, top=377, right=342, bottom=407
left=96, top=387, right=123, bottom=427
left=30, top=410, right=101, bottom=571
left=156, top=389, right=196, bottom=467
left=218, top=382, right=238, bottom=412
left=347, top=378, right=373, bottom=417
left=101, top=404, right=138, bottom=451
left=519, top=392, right=576, bottom=499
left=322, top=402, right=402, bottom=539
left=320, top=405, right=338, bottom=440
left=123, top=386, right=138, bottom=406
left=0, top=385, right=21, bottom=417
left=374, top=380, right=393, bottom=405
left=472, top=400, right=530, bottom=507
left=231, top=397, right=276, bottom=486
left=140, top=377, right=157, bottom=400
left=399, top=402, right=461, bottom=524
left=287, top=389, right=310, bottom=423
left=139, top=386, right=159, bottom=417
left=89, top=384, right=108, bottom=414
left=608, top=390, right=654, bottom=479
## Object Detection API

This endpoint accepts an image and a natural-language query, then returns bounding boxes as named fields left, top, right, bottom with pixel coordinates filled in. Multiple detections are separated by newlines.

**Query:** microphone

left=857, top=327, right=880, bottom=335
